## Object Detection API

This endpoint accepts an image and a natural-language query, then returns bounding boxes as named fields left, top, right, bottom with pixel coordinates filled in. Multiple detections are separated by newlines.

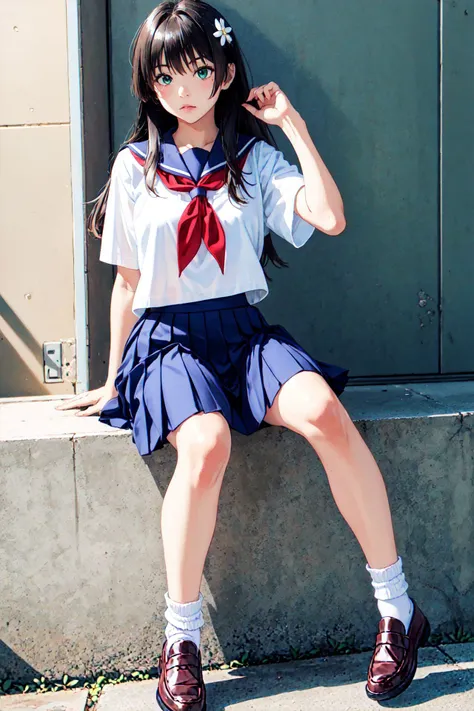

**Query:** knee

left=176, top=415, right=232, bottom=490
left=298, top=391, right=351, bottom=444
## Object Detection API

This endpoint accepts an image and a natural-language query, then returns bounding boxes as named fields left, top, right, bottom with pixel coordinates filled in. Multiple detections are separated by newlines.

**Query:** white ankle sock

left=164, top=591, right=204, bottom=654
left=366, top=556, right=414, bottom=632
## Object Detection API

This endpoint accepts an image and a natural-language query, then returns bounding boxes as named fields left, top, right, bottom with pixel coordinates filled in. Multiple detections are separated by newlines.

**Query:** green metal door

left=441, top=1, right=474, bottom=375
left=108, top=0, right=473, bottom=383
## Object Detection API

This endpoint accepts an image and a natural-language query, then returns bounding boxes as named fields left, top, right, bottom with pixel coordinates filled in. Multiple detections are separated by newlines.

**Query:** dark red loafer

left=366, top=597, right=431, bottom=701
left=156, top=638, right=207, bottom=711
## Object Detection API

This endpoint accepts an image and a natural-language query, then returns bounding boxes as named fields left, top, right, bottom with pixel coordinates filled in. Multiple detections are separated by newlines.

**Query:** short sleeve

left=99, top=148, right=140, bottom=269
left=256, top=140, right=315, bottom=248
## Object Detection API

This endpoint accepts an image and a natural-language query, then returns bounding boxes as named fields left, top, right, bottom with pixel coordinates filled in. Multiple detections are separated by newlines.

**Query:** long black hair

left=88, top=0, right=288, bottom=280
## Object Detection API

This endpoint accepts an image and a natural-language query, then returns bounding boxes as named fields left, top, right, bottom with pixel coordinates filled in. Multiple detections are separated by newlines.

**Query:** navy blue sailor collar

left=126, top=128, right=258, bottom=182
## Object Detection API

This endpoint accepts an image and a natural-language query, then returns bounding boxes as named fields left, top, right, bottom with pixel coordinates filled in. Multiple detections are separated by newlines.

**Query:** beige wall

left=0, top=1, right=76, bottom=396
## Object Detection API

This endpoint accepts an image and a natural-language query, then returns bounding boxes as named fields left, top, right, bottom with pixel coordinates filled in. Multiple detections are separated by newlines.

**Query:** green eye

left=156, top=74, right=172, bottom=86
left=197, top=66, right=212, bottom=80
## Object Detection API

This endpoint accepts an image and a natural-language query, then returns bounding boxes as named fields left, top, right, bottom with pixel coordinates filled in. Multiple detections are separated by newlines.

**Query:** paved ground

left=2, top=643, right=472, bottom=711
left=97, top=643, right=474, bottom=710
left=0, top=688, right=88, bottom=710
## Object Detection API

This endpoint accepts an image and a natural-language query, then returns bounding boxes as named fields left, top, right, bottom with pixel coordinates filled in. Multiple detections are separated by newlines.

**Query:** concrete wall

left=0, top=385, right=473, bottom=680
left=0, top=1, right=76, bottom=396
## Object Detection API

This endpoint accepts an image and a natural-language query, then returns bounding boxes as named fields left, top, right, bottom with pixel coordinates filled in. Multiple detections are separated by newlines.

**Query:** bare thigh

left=263, top=370, right=351, bottom=442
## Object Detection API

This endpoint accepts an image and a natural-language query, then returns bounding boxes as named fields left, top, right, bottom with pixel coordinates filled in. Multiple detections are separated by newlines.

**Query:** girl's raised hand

left=54, top=383, right=118, bottom=417
left=241, top=82, right=295, bottom=126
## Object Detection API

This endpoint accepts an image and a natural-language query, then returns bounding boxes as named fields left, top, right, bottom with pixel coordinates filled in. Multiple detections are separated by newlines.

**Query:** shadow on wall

left=0, top=295, right=48, bottom=397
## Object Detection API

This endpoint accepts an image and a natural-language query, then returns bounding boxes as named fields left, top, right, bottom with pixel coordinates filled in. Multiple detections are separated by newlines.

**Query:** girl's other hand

left=241, top=82, right=296, bottom=126
left=54, top=383, right=118, bottom=417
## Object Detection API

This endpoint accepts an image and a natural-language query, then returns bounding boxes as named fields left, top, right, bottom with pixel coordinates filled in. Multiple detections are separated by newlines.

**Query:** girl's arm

left=105, top=266, right=140, bottom=389
left=243, top=83, right=346, bottom=235
left=280, top=109, right=346, bottom=235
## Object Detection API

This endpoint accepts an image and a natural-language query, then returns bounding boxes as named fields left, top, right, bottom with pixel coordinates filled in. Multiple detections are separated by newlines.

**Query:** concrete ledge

left=1, top=381, right=474, bottom=442
left=1, top=383, right=473, bottom=680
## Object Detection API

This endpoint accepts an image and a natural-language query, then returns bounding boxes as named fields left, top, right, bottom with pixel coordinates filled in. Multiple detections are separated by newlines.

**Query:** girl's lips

left=181, top=105, right=196, bottom=109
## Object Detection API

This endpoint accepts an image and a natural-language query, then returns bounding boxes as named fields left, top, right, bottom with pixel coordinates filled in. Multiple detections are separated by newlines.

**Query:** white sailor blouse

left=99, top=126, right=316, bottom=316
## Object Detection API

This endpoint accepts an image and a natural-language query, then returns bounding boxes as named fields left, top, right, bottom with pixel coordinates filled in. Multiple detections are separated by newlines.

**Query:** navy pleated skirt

left=98, top=293, right=350, bottom=456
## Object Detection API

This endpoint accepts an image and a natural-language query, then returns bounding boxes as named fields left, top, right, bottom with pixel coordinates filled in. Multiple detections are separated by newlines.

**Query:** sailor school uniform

left=98, top=127, right=350, bottom=455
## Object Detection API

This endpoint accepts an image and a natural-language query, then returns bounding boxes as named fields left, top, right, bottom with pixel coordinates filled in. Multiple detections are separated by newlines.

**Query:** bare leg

left=264, top=371, right=397, bottom=568
left=162, top=411, right=232, bottom=603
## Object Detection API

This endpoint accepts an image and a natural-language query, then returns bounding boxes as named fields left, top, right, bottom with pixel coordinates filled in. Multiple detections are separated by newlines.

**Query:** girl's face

left=153, top=52, right=235, bottom=123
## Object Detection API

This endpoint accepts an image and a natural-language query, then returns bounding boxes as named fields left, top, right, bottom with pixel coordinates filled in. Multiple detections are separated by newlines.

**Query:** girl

left=56, top=2, right=430, bottom=709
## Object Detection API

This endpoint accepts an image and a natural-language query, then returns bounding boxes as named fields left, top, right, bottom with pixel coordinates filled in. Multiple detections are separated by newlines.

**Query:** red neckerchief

left=128, top=146, right=252, bottom=276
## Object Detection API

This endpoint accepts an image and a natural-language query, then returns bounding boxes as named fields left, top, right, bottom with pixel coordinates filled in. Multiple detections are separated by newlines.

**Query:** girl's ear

left=222, top=63, right=236, bottom=90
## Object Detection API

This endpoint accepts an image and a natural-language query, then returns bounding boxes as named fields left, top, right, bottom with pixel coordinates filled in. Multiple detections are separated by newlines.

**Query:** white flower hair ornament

left=213, top=17, right=232, bottom=45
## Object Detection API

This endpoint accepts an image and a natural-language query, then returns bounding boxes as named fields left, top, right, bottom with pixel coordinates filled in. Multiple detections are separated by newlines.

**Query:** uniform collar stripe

left=126, top=131, right=257, bottom=181
left=160, top=162, right=193, bottom=177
